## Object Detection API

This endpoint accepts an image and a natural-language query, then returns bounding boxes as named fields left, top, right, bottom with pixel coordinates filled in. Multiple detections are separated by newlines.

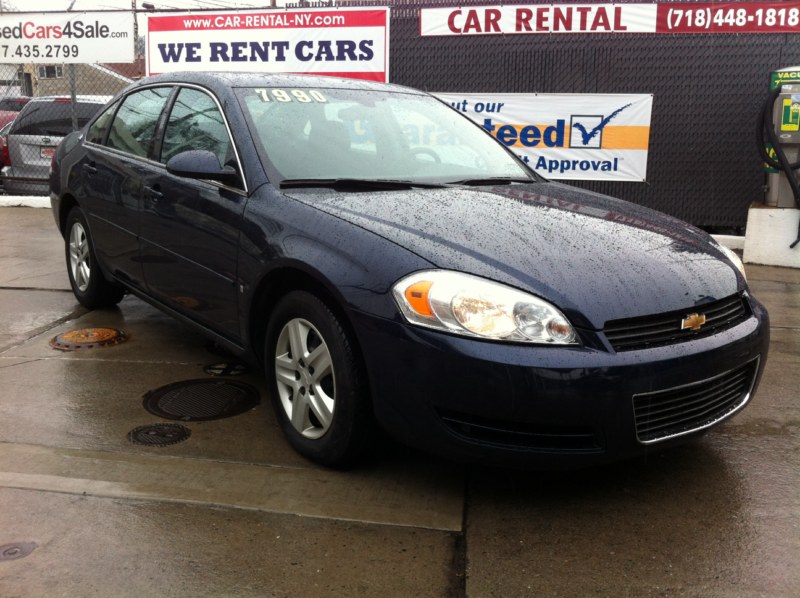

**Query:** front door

left=138, top=86, right=247, bottom=341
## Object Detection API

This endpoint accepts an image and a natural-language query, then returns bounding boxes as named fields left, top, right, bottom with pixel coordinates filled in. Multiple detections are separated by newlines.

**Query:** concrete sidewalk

left=0, top=207, right=798, bottom=597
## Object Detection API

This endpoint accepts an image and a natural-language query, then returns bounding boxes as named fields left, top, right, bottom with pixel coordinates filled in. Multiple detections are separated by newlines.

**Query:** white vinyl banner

left=0, top=12, right=134, bottom=63
left=435, top=93, right=653, bottom=181
left=146, top=8, right=390, bottom=82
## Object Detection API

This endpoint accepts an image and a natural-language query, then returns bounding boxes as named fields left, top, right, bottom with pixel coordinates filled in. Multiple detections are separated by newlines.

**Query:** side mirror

left=166, top=150, right=239, bottom=186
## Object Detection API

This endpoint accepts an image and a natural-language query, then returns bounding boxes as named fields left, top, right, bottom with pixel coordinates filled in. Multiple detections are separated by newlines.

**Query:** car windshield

left=236, top=86, right=535, bottom=186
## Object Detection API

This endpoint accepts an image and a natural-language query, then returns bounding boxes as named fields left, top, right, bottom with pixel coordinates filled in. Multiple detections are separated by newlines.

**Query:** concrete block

left=743, top=205, right=800, bottom=268
left=0, top=196, right=50, bottom=208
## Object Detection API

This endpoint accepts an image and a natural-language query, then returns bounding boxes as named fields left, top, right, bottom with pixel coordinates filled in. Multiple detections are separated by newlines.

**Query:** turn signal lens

left=404, top=280, right=434, bottom=317
left=392, top=270, right=578, bottom=345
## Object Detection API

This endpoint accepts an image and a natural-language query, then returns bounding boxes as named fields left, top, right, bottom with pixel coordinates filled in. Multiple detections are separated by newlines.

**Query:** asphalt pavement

left=0, top=206, right=798, bottom=597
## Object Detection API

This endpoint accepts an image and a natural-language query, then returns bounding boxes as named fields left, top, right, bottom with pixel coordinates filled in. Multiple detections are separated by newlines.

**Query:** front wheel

left=65, top=207, right=125, bottom=309
left=265, top=291, right=370, bottom=468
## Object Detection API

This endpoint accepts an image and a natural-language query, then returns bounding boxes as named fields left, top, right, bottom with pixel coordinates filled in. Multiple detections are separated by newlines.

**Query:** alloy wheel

left=69, top=221, right=91, bottom=293
left=274, top=317, right=336, bottom=439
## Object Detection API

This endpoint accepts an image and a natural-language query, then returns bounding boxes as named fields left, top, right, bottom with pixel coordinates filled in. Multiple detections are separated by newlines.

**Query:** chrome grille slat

left=605, top=294, right=748, bottom=352
left=633, top=358, right=759, bottom=443
left=639, top=389, right=743, bottom=432
left=706, top=302, right=744, bottom=320
left=606, top=323, right=681, bottom=341
left=635, top=372, right=748, bottom=419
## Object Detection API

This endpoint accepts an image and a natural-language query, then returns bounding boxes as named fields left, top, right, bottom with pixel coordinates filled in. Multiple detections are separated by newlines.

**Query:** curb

left=0, top=196, right=51, bottom=208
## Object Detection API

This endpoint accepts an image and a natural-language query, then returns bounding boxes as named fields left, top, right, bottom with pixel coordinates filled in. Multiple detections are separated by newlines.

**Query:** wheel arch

left=247, top=265, right=368, bottom=380
left=56, top=193, right=79, bottom=237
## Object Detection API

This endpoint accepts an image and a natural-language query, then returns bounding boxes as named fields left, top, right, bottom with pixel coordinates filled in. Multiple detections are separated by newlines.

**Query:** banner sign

left=0, top=12, right=134, bottom=63
left=435, top=93, right=653, bottom=181
left=147, top=8, right=390, bottom=82
left=420, top=2, right=800, bottom=36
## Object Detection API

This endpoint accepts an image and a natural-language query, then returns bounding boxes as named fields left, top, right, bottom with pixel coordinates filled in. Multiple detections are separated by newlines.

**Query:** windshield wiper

left=447, top=177, right=536, bottom=186
left=280, top=178, right=446, bottom=191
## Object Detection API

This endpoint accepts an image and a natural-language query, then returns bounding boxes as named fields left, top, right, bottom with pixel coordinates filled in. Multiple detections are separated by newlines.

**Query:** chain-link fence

left=0, top=58, right=141, bottom=195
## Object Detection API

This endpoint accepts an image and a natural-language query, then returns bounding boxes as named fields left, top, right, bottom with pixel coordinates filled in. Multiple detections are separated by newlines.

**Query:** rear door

left=78, top=87, right=173, bottom=289
left=139, top=86, right=247, bottom=340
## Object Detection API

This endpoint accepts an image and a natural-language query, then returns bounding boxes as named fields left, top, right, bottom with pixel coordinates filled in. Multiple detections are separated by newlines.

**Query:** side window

left=107, top=87, right=171, bottom=158
left=161, top=88, right=232, bottom=167
left=86, top=101, right=119, bottom=145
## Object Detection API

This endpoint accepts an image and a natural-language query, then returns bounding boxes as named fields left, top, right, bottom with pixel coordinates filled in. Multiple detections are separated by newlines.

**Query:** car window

left=107, top=87, right=171, bottom=159
left=11, top=100, right=104, bottom=136
left=161, top=87, right=232, bottom=167
left=86, top=101, right=119, bottom=145
left=237, top=87, right=532, bottom=184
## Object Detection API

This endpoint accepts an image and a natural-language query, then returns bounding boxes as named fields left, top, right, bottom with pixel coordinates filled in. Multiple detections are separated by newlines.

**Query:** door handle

left=82, top=163, right=97, bottom=175
left=144, top=186, right=163, bottom=202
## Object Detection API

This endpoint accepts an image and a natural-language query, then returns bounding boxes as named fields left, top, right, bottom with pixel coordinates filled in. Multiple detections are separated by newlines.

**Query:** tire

left=65, top=207, right=125, bottom=309
left=265, top=290, right=370, bottom=468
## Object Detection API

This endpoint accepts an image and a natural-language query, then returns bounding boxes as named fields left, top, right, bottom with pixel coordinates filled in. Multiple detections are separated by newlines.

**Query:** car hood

left=284, top=182, right=742, bottom=329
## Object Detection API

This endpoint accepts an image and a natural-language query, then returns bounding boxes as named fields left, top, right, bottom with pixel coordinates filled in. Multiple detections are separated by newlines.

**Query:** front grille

left=438, top=409, right=601, bottom=452
left=633, top=358, right=759, bottom=443
left=604, top=294, right=749, bottom=352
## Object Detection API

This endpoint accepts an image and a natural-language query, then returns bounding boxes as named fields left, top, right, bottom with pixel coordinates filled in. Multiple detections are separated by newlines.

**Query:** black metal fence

left=2, top=1, right=799, bottom=229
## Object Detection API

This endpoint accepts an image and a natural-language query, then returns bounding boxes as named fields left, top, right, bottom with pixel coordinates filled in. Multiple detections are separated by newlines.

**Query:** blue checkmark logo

left=570, top=103, right=633, bottom=149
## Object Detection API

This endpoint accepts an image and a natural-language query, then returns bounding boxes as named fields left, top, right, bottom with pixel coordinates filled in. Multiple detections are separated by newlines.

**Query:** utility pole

left=67, top=0, right=78, bottom=130
left=132, top=0, right=138, bottom=66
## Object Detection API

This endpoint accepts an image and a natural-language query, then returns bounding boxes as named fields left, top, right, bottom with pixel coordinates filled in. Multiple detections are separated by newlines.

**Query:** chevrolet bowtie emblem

left=681, top=313, right=707, bottom=331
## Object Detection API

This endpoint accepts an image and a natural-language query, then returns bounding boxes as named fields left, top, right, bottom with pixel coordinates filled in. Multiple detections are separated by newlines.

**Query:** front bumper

left=353, top=295, right=769, bottom=468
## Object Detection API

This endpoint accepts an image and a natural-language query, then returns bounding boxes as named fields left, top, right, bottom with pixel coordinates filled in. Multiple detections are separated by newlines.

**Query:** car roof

left=129, top=71, right=424, bottom=96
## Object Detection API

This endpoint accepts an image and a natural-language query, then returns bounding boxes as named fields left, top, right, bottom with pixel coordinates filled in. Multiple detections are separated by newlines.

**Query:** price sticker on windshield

left=255, top=89, right=327, bottom=103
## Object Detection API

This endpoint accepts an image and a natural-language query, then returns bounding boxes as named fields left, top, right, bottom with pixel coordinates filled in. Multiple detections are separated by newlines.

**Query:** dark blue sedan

left=50, top=72, right=769, bottom=468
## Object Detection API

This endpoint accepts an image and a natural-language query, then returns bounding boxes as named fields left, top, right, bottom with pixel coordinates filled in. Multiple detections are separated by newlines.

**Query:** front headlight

left=717, top=244, right=746, bottom=281
left=392, top=270, right=577, bottom=344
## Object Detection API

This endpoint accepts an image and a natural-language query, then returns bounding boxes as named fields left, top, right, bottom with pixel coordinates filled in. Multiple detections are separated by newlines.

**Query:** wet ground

left=0, top=206, right=798, bottom=597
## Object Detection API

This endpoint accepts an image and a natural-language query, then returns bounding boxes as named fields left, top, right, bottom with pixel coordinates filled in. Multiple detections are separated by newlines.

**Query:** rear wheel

left=265, top=290, right=370, bottom=467
left=65, top=207, right=125, bottom=309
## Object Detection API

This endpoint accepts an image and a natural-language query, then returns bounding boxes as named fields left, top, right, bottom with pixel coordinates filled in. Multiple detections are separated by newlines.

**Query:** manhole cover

left=203, top=362, right=248, bottom=376
left=143, top=379, right=260, bottom=422
left=50, top=327, right=128, bottom=351
left=128, top=423, right=191, bottom=446
left=0, top=542, right=37, bottom=561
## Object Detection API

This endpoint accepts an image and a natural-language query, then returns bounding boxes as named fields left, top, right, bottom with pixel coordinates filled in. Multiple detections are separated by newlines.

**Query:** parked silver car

left=4, top=96, right=108, bottom=195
